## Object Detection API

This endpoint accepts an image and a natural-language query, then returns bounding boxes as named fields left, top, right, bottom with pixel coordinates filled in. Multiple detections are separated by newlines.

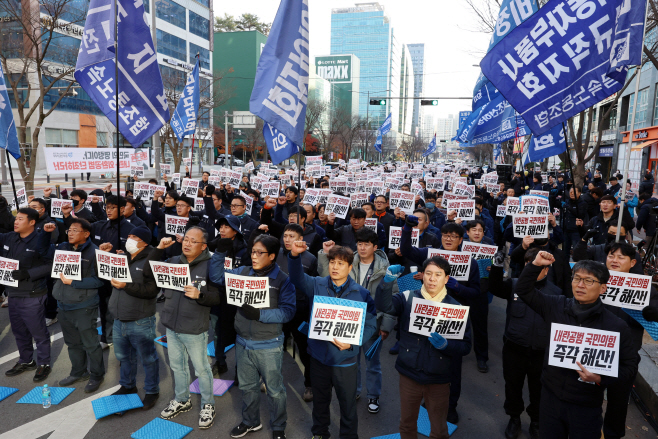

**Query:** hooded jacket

left=639, top=175, right=655, bottom=195
left=108, top=246, right=159, bottom=321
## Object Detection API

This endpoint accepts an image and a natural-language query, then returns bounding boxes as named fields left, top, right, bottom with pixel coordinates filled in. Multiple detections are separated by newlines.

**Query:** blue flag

left=75, top=0, right=170, bottom=147
left=481, top=0, right=637, bottom=136
left=422, top=134, right=437, bottom=158
left=171, top=59, right=200, bottom=142
left=472, top=81, right=500, bottom=112
left=374, top=130, right=383, bottom=153
left=263, top=123, right=300, bottom=165
left=467, top=94, right=530, bottom=145
left=0, top=63, right=21, bottom=159
left=523, top=124, right=567, bottom=165
left=379, top=113, right=392, bottom=136
left=250, top=0, right=309, bottom=161
left=607, top=0, right=647, bottom=82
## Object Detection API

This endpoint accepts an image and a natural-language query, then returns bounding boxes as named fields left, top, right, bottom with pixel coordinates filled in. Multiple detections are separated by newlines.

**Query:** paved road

left=0, top=297, right=656, bottom=439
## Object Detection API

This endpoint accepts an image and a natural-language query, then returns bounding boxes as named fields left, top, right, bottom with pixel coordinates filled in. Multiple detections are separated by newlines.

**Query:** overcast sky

left=218, top=1, right=491, bottom=119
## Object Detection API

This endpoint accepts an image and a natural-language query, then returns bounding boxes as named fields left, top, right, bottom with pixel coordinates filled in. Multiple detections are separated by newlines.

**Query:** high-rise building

left=314, top=54, right=361, bottom=118
left=408, top=43, right=425, bottom=137
left=435, top=115, right=456, bottom=141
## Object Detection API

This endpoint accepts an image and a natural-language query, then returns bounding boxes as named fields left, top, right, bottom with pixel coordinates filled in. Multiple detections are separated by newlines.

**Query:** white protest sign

left=306, top=155, right=323, bottom=167
left=224, top=257, right=233, bottom=270
left=496, top=205, right=507, bottom=217
left=172, top=173, right=181, bottom=185
left=51, top=250, right=82, bottom=280
left=15, top=188, right=27, bottom=208
left=194, top=198, right=205, bottom=212
left=50, top=199, right=73, bottom=219
left=316, top=189, right=332, bottom=205
left=486, top=183, right=499, bottom=195
left=0, top=257, right=18, bottom=287
left=520, top=195, right=550, bottom=215
left=325, top=194, right=351, bottom=219
left=208, top=175, right=221, bottom=186
left=309, top=296, right=367, bottom=345
left=549, top=323, right=619, bottom=378
left=461, top=242, right=498, bottom=261
left=130, top=166, right=144, bottom=178
left=330, top=178, right=348, bottom=193
left=149, top=261, right=192, bottom=292
left=152, top=185, right=166, bottom=198
left=261, top=181, right=280, bottom=198
left=453, top=182, right=475, bottom=198
left=365, top=218, right=378, bottom=232
left=225, top=273, right=270, bottom=308
left=426, top=249, right=471, bottom=281
left=408, top=297, right=470, bottom=339
left=345, top=181, right=357, bottom=195
left=181, top=178, right=199, bottom=197
left=95, top=249, right=132, bottom=282
left=160, top=164, right=171, bottom=175
left=530, top=190, right=550, bottom=197
left=240, top=191, right=254, bottom=216
left=441, top=193, right=468, bottom=208
left=447, top=199, right=475, bottom=221
left=512, top=215, right=548, bottom=238
left=350, top=192, right=369, bottom=209
left=426, top=177, right=445, bottom=191
left=165, top=215, right=189, bottom=236
left=183, top=157, right=191, bottom=167
left=389, top=190, right=415, bottom=215
left=505, top=197, right=520, bottom=216
left=388, top=226, right=419, bottom=249
left=303, top=188, right=319, bottom=205
left=133, top=182, right=152, bottom=199
left=602, top=271, right=652, bottom=310
left=227, top=170, right=241, bottom=187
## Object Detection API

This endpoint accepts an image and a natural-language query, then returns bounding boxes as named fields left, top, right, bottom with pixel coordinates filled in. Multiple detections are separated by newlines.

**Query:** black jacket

left=261, top=206, right=323, bottom=256
left=572, top=240, right=644, bottom=275
left=563, top=198, right=589, bottom=232
left=511, top=241, right=573, bottom=297
left=635, top=197, right=658, bottom=237
left=52, top=238, right=103, bottom=307
left=108, top=246, right=158, bottom=321
left=583, top=209, right=635, bottom=245
left=639, top=177, right=655, bottom=195
left=515, top=263, right=637, bottom=407
left=89, top=217, right=135, bottom=253
left=604, top=183, right=621, bottom=197
left=580, top=193, right=600, bottom=220
left=0, top=229, right=52, bottom=298
left=0, top=206, right=15, bottom=233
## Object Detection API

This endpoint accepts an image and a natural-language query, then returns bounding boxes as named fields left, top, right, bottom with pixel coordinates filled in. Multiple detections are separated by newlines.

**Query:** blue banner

left=171, top=59, right=200, bottom=142
left=472, top=81, right=500, bottom=112
left=250, top=0, right=309, bottom=157
left=422, top=134, right=437, bottom=158
left=263, top=122, right=300, bottom=165
left=468, top=94, right=530, bottom=145
left=379, top=112, right=392, bottom=136
left=75, top=0, right=169, bottom=147
left=374, top=131, right=382, bottom=153
left=0, top=62, right=21, bottom=159
left=481, top=0, right=633, bottom=136
left=523, top=123, right=567, bottom=165
left=458, top=111, right=472, bottom=127
left=607, top=0, right=647, bottom=82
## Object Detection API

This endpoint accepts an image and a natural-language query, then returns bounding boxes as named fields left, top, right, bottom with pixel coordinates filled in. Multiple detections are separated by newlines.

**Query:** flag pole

left=561, top=122, right=580, bottom=203
left=616, top=0, right=650, bottom=243
left=189, top=53, right=199, bottom=180
left=114, top=0, right=120, bottom=248
left=5, top=150, right=17, bottom=208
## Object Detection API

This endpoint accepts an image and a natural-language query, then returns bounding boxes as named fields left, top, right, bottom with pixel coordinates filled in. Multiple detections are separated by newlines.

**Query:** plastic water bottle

left=41, top=384, right=51, bottom=408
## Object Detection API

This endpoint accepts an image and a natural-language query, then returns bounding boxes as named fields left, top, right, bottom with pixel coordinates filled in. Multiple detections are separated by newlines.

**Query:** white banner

left=505, top=197, right=521, bottom=216
left=447, top=200, right=475, bottom=221
left=325, top=194, right=351, bottom=219
left=44, top=148, right=150, bottom=175
left=461, top=242, right=498, bottom=261
left=602, top=271, right=652, bottom=311
left=225, top=273, right=270, bottom=308
left=512, top=215, right=548, bottom=238
left=529, top=190, right=549, bottom=197
left=426, top=249, right=471, bottom=281
left=408, top=297, right=470, bottom=339
left=165, top=215, right=189, bottom=236
left=149, top=261, right=191, bottom=292
left=51, top=199, right=73, bottom=219
left=549, top=323, right=619, bottom=378
left=520, top=195, right=550, bottom=215
left=389, top=190, right=415, bottom=215
left=51, top=250, right=82, bottom=280
left=0, top=257, right=18, bottom=287
left=96, top=249, right=132, bottom=282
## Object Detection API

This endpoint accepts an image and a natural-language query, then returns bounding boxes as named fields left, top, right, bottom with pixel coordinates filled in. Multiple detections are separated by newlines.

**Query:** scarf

left=571, top=300, right=599, bottom=324
left=236, top=212, right=249, bottom=219
left=374, top=211, right=387, bottom=220
left=421, top=285, right=447, bottom=303
left=253, top=261, right=276, bottom=277
left=180, top=248, right=212, bottom=267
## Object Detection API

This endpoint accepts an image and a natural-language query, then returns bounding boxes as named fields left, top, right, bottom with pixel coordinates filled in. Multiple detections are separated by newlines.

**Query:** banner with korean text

left=408, top=297, right=470, bottom=339
left=309, top=295, right=367, bottom=346
left=549, top=323, right=619, bottom=377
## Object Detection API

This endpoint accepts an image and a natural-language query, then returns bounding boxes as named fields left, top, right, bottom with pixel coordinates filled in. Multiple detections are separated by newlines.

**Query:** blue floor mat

left=370, top=435, right=400, bottom=439
left=397, top=273, right=422, bottom=293
left=92, top=394, right=144, bottom=419
left=624, top=308, right=658, bottom=340
left=16, top=387, right=74, bottom=405
left=131, top=417, right=193, bottom=439
left=0, top=387, right=18, bottom=403
left=207, top=342, right=235, bottom=357
left=418, top=406, right=458, bottom=436
left=154, top=335, right=167, bottom=348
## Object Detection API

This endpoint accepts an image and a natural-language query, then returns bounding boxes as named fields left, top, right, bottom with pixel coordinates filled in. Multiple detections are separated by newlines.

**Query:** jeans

left=356, top=334, right=382, bottom=398
left=59, top=307, right=104, bottom=380
left=166, top=328, right=214, bottom=406
left=235, top=343, right=287, bottom=431
left=113, top=317, right=160, bottom=394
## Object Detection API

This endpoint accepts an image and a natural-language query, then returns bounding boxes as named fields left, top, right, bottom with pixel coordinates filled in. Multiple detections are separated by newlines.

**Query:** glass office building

left=408, top=43, right=425, bottom=137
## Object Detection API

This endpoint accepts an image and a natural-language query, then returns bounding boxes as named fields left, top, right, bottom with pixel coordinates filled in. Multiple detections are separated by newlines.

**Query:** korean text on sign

left=165, top=215, right=189, bottom=236
left=549, top=323, right=620, bottom=378
left=452, top=182, right=475, bottom=198
left=505, top=197, right=520, bottom=216
left=602, top=271, right=652, bottom=311
left=461, top=242, right=498, bottom=261
left=325, top=195, right=351, bottom=219
left=51, top=199, right=73, bottom=219
left=0, top=257, right=19, bottom=287
left=224, top=273, right=270, bottom=309
left=51, top=250, right=82, bottom=281
left=408, top=297, right=470, bottom=340
left=309, top=295, right=367, bottom=345
left=512, top=214, right=548, bottom=238
left=520, top=195, right=550, bottom=215
left=389, top=226, right=418, bottom=250
left=441, top=193, right=468, bottom=209
left=389, top=190, right=415, bottom=215
left=447, top=200, right=475, bottom=221
left=149, top=261, right=191, bottom=292
left=181, top=178, right=199, bottom=197
left=96, top=249, right=132, bottom=282
left=426, top=249, right=472, bottom=281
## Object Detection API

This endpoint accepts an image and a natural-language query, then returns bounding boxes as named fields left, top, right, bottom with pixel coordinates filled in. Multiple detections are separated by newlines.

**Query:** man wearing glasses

left=146, top=228, right=220, bottom=429
left=227, top=195, right=259, bottom=244
left=373, top=195, right=395, bottom=237
left=515, top=252, right=637, bottom=439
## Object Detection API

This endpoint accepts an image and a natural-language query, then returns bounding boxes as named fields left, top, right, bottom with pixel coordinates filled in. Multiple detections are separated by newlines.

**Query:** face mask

left=532, top=238, right=548, bottom=247
left=125, top=238, right=140, bottom=255
left=426, top=202, right=435, bottom=211
left=606, top=234, right=625, bottom=244
left=72, top=199, right=80, bottom=207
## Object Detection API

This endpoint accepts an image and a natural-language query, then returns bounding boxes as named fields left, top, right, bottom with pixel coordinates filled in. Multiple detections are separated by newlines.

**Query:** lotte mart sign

left=315, top=55, right=353, bottom=83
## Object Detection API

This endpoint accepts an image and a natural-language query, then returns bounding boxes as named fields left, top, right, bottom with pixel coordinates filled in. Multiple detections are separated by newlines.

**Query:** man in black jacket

left=108, top=226, right=160, bottom=410
left=580, top=187, right=602, bottom=221
left=69, top=189, right=98, bottom=223
left=515, top=253, right=638, bottom=439
left=562, top=187, right=588, bottom=258
left=511, top=235, right=573, bottom=297
left=579, top=195, right=635, bottom=246
left=572, top=225, right=643, bottom=274
left=639, top=172, right=655, bottom=195
left=373, top=195, right=395, bottom=236
left=326, top=208, right=369, bottom=252
left=635, top=192, right=658, bottom=247
left=604, top=176, right=621, bottom=197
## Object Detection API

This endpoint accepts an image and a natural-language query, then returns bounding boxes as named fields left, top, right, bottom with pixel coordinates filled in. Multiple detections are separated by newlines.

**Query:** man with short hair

left=572, top=225, right=643, bottom=274
left=147, top=227, right=220, bottom=429
left=30, top=197, right=60, bottom=326
left=70, top=189, right=97, bottom=223
left=301, top=203, right=328, bottom=241
left=326, top=207, right=368, bottom=251
left=123, top=198, right=146, bottom=227
left=605, top=176, right=621, bottom=197
left=280, top=186, right=300, bottom=219
left=580, top=195, right=634, bottom=245
left=359, top=202, right=387, bottom=249
left=373, top=195, right=395, bottom=235
left=227, top=194, right=259, bottom=243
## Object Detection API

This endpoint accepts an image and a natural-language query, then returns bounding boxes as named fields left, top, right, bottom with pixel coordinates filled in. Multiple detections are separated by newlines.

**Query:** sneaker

left=99, top=342, right=112, bottom=350
left=199, top=404, right=215, bottom=429
left=529, top=421, right=539, bottom=439
left=33, top=364, right=51, bottom=382
left=477, top=360, right=489, bottom=373
left=1, top=296, right=8, bottom=308
left=142, top=393, right=159, bottom=410
left=504, top=416, right=521, bottom=439
left=45, top=317, right=58, bottom=327
left=389, top=341, right=399, bottom=355
left=367, top=397, right=380, bottom=414
left=5, top=360, right=36, bottom=377
left=112, top=385, right=138, bottom=396
left=212, top=362, right=228, bottom=377
left=302, top=387, right=313, bottom=402
left=59, top=372, right=90, bottom=386
left=84, top=377, right=104, bottom=393
left=447, top=408, right=459, bottom=424
left=161, top=399, right=192, bottom=419
left=156, top=293, right=166, bottom=303
left=272, top=431, right=286, bottom=439
left=230, top=422, right=263, bottom=438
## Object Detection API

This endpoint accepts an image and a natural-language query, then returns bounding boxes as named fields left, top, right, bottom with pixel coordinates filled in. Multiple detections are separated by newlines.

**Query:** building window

left=635, top=87, right=649, bottom=128
left=200, top=77, right=210, bottom=99
left=143, top=0, right=149, bottom=13
left=189, top=43, right=210, bottom=70
left=190, top=0, right=209, bottom=7
left=43, top=76, right=104, bottom=115
left=609, top=107, right=617, bottom=130
left=653, top=86, right=658, bottom=126
left=156, top=29, right=186, bottom=62
left=46, top=128, right=78, bottom=147
left=96, top=132, right=108, bottom=147
left=155, top=0, right=186, bottom=29
left=42, top=34, right=80, bottom=66
left=160, top=64, right=187, bottom=92
left=189, top=11, right=209, bottom=40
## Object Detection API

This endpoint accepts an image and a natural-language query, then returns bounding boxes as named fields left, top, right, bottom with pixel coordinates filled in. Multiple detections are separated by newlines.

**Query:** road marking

left=0, top=384, right=120, bottom=439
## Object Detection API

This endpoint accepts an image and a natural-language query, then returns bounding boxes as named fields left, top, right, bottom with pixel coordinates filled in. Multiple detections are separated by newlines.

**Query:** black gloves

left=582, top=229, right=597, bottom=241
left=215, top=238, right=234, bottom=253
left=11, top=269, right=29, bottom=281
left=241, top=304, right=261, bottom=321
left=642, top=306, right=658, bottom=322
left=206, top=185, right=215, bottom=196
left=405, top=214, right=419, bottom=228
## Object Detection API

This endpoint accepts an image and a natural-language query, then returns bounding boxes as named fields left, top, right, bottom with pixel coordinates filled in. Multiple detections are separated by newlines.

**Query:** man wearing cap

left=108, top=226, right=160, bottom=410
left=161, top=195, right=196, bottom=259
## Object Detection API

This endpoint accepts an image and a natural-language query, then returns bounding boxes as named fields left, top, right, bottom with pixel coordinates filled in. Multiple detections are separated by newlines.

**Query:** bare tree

left=398, top=136, right=426, bottom=162
left=0, top=0, right=85, bottom=191
left=304, top=98, right=327, bottom=152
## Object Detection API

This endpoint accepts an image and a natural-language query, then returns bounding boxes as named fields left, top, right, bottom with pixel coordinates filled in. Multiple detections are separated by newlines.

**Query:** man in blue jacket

left=376, top=256, right=472, bottom=439
left=288, top=241, right=377, bottom=439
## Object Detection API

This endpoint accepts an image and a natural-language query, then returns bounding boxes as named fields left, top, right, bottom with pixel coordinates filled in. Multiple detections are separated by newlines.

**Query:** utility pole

left=224, top=111, right=231, bottom=169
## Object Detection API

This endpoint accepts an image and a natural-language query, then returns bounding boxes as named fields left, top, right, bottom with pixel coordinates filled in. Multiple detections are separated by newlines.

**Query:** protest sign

left=441, top=193, right=468, bottom=209
left=482, top=173, right=499, bottom=185
left=309, top=295, right=367, bottom=345
left=208, top=176, right=221, bottom=186
left=461, top=242, right=498, bottom=261
left=160, top=164, right=171, bottom=175
left=325, top=194, right=351, bottom=219
left=496, top=205, right=507, bottom=217
left=225, top=273, right=270, bottom=308
left=330, top=179, right=348, bottom=194
left=261, top=181, right=280, bottom=198
left=486, top=183, right=499, bottom=195
left=365, top=218, right=378, bottom=232
left=130, top=166, right=145, bottom=178
left=0, top=257, right=19, bottom=287
left=408, top=297, right=470, bottom=339
left=303, top=188, right=319, bottom=205
left=51, top=250, right=82, bottom=280
left=181, top=178, right=199, bottom=197
left=530, top=190, right=550, bottom=197
left=306, top=155, right=323, bottom=167
left=453, top=182, right=475, bottom=198
left=549, top=323, right=619, bottom=378
left=602, top=271, right=652, bottom=311
left=183, top=158, right=191, bottom=167
left=345, top=181, right=357, bottom=195
left=350, top=192, right=369, bottom=209
left=389, top=190, right=415, bottom=215
left=388, top=226, right=419, bottom=249
left=512, top=215, right=548, bottom=238
left=151, top=185, right=166, bottom=198
left=240, top=191, right=254, bottom=216
left=194, top=198, right=205, bottom=212
left=172, top=173, right=181, bottom=186
left=520, top=195, right=550, bottom=215
left=426, top=177, right=445, bottom=191
left=149, top=261, right=192, bottom=292
left=447, top=200, right=475, bottom=221
left=15, top=187, right=27, bottom=209
left=316, top=189, right=332, bottom=205
left=227, top=170, right=241, bottom=187
left=165, top=215, right=189, bottom=236
left=224, top=257, right=233, bottom=270
left=51, top=199, right=73, bottom=219
left=426, top=249, right=471, bottom=280
left=369, top=180, right=385, bottom=195
left=134, top=182, right=152, bottom=199
left=505, top=197, right=520, bottom=216
left=95, top=249, right=132, bottom=282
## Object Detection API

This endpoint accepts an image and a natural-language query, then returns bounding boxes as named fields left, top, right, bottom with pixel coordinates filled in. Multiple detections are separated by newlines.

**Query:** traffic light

left=369, top=99, right=386, bottom=106
left=421, top=99, right=439, bottom=106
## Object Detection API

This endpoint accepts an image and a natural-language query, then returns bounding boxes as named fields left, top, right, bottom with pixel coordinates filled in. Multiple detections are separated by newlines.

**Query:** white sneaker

left=160, top=399, right=192, bottom=419
left=99, top=342, right=113, bottom=350
left=45, top=317, right=58, bottom=327
left=1, top=297, right=8, bottom=308
left=199, top=404, right=215, bottom=429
